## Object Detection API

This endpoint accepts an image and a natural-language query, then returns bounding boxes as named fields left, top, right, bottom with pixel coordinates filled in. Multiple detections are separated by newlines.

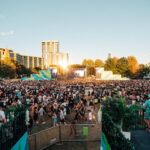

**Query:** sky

left=0, top=0, right=150, bottom=64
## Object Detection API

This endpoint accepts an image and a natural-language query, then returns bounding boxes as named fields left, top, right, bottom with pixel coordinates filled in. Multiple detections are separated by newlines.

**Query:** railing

left=102, top=112, right=135, bottom=150
left=133, top=108, right=146, bottom=130
left=0, top=111, right=27, bottom=150
left=29, top=124, right=101, bottom=150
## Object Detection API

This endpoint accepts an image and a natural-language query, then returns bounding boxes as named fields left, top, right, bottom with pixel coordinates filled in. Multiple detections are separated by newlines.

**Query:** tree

left=104, top=58, right=118, bottom=74
left=0, top=58, right=33, bottom=79
left=82, top=59, right=88, bottom=66
left=0, top=63, right=16, bottom=78
left=87, top=59, right=95, bottom=66
left=87, top=66, right=95, bottom=76
left=68, top=64, right=85, bottom=69
left=34, top=67, right=41, bottom=72
left=116, top=57, right=129, bottom=77
left=102, top=98, right=142, bottom=131
left=135, top=64, right=150, bottom=79
left=95, top=59, right=104, bottom=67
left=127, top=56, right=139, bottom=75
left=112, top=57, right=118, bottom=64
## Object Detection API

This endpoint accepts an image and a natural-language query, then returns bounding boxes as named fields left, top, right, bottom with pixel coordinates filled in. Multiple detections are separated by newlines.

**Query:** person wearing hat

left=143, top=93, right=150, bottom=132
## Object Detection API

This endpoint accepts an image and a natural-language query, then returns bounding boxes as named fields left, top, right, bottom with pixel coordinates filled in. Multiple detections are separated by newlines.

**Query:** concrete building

left=42, top=41, right=69, bottom=68
left=0, top=48, right=44, bottom=69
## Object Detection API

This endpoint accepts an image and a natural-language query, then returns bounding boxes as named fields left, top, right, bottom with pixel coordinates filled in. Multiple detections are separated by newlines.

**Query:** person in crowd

left=28, top=114, right=33, bottom=135
left=0, top=105, right=6, bottom=125
left=143, top=94, right=150, bottom=132
left=33, top=104, right=39, bottom=125
left=60, top=108, right=66, bottom=125
left=0, top=79, right=149, bottom=134
left=52, top=112, right=58, bottom=127
left=39, top=105, right=46, bottom=124
left=88, top=110, right=93, bottom=124
left=69, top=119, right=77, bottom=137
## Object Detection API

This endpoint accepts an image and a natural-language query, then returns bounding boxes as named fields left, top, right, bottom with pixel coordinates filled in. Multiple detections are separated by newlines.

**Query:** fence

left=0, top=111, right=27, bottom=150
left=102, top=112, right=135, bottom=150
left=29, top=124, right=101, bottom=150
left=133, top=108, right=146, bottom=130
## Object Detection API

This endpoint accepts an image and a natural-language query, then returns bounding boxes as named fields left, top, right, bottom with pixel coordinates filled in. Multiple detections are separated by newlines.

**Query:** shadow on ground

left=45, top=141, right=100, bottom=150
left=131, top=130, right=150, bottom=150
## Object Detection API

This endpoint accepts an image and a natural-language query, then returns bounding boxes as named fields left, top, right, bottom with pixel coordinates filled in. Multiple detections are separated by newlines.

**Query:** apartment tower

left=42, top=41, right=69, bottom=68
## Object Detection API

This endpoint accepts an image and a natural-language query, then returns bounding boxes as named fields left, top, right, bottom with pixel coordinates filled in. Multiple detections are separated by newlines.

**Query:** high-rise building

left=0, top=48, right=44, bottom=69
left=42, top=41, right=69, bottom=68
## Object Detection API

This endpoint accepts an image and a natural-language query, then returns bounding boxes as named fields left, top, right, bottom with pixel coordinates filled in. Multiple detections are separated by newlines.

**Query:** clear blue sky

left=0, top=0, right=150, bottom=64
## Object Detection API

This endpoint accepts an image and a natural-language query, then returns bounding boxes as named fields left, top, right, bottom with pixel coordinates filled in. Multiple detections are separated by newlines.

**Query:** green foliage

left=87, top=66, right=95, bottom=76
left=127, top=56, right=139, bottom=74
left=0, top=59, right=33, bottom=79
left=135, top=64, right=150, bottom=79
left=102, top=112, right=135, bottom=150
left=102, top=98, right=124, bottom=124
left=95, top=59, right=104, bottom=67
left=104, top=58, right=118, bottom=74
left=122, top=104, right=142, bottom=131
left=80, top=56, right=149, bottom=79
left=82, top=59, right=95, bottom=66
left=87, top=59, right=95, bottom=66
left=116, top=57, right=129, bottom=77
left=102, top=98, right=142, bottom=131
left=0, top=63, right=16, bottom=78
left=34, top=67, right=42, bottom=72
left=82, top=59, right=88, bottom=66
left=68, top=64, right=86, bottom=69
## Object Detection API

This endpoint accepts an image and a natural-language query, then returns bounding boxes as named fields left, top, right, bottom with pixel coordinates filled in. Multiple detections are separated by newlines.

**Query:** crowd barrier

left=28, top=124, right=101, bottom=150
left=0, top=112, right=27, bottom=150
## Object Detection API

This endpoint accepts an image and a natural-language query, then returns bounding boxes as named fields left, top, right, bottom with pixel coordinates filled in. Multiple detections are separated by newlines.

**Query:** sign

left=83, top=127, right=88, bottom=136
left=11, top=132, right=29, bottom=150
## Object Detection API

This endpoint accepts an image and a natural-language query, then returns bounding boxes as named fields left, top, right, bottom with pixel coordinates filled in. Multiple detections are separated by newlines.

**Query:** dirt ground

left=45, top=141, right=100, bottom=150
left=32, top=113, right=75, bottom=134
left=31, top=112, right=95, bottom=134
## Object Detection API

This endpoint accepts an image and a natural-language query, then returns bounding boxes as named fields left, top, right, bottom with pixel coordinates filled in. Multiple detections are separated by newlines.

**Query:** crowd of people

left=0, top=79, right=150, bottom=134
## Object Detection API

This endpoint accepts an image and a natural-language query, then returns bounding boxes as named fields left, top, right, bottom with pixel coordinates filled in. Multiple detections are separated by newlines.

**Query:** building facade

left=0, top=48, right=44, bottom=69
left=42, top=41, right=69, bottom=68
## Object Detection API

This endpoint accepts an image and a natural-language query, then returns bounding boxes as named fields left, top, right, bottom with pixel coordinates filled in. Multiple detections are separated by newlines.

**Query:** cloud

left=0, top=14, right=5, bottom=19
left=0, top=30, right=15, bottom=36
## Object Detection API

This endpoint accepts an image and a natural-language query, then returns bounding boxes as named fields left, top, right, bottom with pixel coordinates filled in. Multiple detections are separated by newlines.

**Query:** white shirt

left=89, top=112, right=93, bottom=120
left=39, top=108, right=44, bottom=116
left=61, top=102, right=67, bottom=107
left=0, top=110, right=5, bottom=121
left=60, top=110, right=64, bottom=119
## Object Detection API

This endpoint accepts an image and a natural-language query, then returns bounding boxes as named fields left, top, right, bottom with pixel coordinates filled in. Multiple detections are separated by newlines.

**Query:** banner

left=11, top=132, right=29, bottom=150
left=100, top=132, right=111, bottom=150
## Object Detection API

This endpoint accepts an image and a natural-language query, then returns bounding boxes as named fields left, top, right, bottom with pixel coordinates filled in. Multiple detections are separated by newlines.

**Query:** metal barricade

left=0, top=112, right=27, bottom=150
left=28, top=124, right=101, bottom=150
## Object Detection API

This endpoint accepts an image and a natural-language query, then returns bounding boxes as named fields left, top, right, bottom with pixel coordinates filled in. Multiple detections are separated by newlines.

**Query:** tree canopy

left=104, top=58, right=118, bottom=74
left=95, top=59, right=104, bottom=67
left=116, top=57, right=129, bottom=77
left=0, top=57, right=34, bottom=79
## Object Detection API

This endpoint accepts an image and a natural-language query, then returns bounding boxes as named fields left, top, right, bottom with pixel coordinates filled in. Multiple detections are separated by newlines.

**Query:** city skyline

left=0, top=0, right=150, bottom=64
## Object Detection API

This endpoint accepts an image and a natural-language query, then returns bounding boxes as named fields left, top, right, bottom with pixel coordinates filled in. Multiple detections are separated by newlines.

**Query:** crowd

left=0, top=79, right=150, bottom=134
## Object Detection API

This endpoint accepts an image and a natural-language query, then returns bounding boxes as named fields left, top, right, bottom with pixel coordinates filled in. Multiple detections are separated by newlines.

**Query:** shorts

left=54, top=118, right=58, bottom=123
left=60, top=119, right=64, bottom=123
left=145, top=111, right=150, bottom=120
